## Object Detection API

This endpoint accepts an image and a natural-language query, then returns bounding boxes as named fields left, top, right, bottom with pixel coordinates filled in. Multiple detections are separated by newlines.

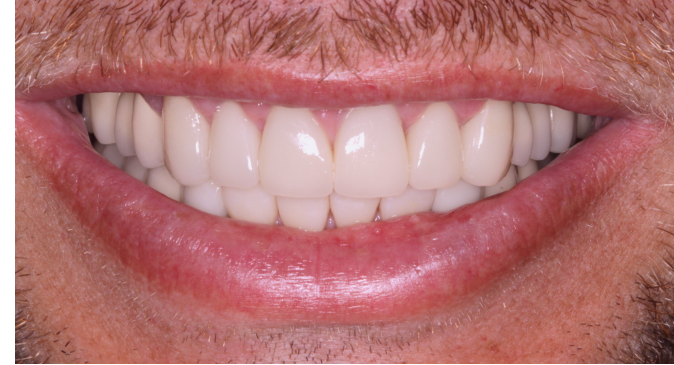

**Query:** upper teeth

left=83, top=92, right=597, bottom=231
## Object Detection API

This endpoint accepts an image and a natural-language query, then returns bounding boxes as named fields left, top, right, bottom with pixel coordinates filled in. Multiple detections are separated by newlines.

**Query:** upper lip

left=15, top=58, right=659, bottom=324
left=18, top=57, right=627, bottom=117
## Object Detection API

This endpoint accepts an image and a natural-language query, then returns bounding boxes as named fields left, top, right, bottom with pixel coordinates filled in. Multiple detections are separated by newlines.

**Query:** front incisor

left=259, top=106, right=333, bottom=198
left=334, top=105, right=409, bottom=198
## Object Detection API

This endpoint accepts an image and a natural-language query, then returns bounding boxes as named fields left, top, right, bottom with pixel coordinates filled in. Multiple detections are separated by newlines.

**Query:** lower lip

left=16, top=99, right=658, bottom=324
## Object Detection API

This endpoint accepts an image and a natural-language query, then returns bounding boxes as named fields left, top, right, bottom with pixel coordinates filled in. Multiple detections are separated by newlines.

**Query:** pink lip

left=16, top=98, right=658, bottom=324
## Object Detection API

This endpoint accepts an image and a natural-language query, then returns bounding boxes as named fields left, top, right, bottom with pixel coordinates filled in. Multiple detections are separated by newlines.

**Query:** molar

left=114, top=93, right=136, bottom=156
left=511, top=102, right=534, bottom=167
left=101, top=144, right=125, bottom=169
left=549, top=106, right=576, bottom=153
left=89, top=92, right=121, bottom=144
left=526, top=103, right=552, bottom=160
left=576, top=114, right=593, bottom=139
left=124, top=156, right=149, bottom=183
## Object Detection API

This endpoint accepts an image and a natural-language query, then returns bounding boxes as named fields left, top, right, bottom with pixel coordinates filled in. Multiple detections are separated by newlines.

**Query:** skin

left=15, top=0, right=674, bottom=362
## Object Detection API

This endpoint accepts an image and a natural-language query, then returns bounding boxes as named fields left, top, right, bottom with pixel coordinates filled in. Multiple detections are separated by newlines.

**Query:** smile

left=15, top=85, right=657, bottom=324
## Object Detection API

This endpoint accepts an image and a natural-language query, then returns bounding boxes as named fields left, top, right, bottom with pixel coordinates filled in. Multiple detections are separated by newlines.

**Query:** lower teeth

left=81, top=93, right=603, bottom=231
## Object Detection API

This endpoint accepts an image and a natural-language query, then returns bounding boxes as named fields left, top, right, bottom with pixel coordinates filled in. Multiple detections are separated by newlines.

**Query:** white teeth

left=329, top=193, right=380, bottom=228
left=124, top=156, right=149, bottom=183
left=516, top=159, right=539, bottom=182
left=334, top=105, right=409, bottom=198
left=379, top=186, right=435, bottom=220
left=511, top=102, right=534, bottom=166
left=183, top=180, right=227, bottom=217
left=549, top=106, right=576, bottom=153
left=431, top=179, right=483, bottom=213
left=133, top=94, right=164, bottom=169
left=89, top=93, right=121, bottom=144
left=222, top=185, right=278, bottom=225
left=210, top=101, right=261, bottom=189
left=461, top=100, right=514, bottom=187
left=114, top=93, right=136, bottom=156
left=91, top=92, right=593, bottom=228
left=406, top=102, right=463, bottom=190
left=484, top=165, right=517, bottom=197
left=163, top=96, right=211, bottom=186
left=101, top=144, right=126, bottom=169
left=277, top=196, right=330, bottom=231
left=526, top=103, right=552, bottom=160
left=82, top=93, right=93, bottom=133
left=576, top=113, right=593, bottom=139
left=259, top=107, right=333, bottom=198
left=147, top=165, right=183, bottom=202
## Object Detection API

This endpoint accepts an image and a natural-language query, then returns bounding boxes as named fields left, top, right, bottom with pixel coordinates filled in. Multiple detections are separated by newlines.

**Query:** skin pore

left=15, top=0, right=674, bottom=362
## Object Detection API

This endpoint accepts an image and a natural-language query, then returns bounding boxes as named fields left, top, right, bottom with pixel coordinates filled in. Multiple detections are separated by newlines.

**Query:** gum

left=186, top=96, right=487, bottom=142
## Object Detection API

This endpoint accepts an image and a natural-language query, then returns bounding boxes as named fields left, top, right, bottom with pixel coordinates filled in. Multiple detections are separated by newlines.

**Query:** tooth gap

left=82, top=93, right=606, bottom=231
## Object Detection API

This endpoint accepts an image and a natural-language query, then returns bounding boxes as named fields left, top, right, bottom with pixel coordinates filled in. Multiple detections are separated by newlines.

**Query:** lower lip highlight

left=16, top=99, right=657, bottom=324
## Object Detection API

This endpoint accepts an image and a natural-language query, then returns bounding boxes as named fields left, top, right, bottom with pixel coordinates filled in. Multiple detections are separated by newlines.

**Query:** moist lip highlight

left=15, top=97, right=658, bottom=324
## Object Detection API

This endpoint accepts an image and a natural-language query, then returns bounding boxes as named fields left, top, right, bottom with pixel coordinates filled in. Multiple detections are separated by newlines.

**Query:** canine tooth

left=124, top=156, right=149, bottom=183
left=484, top=165, right=517, bottom=197
left=133, top=94, right=164, bottom=168
left=163, top=96, right=211, bottom=186
left=82, top=93, right=93, bottom=133
left=259, top=107, right=333, bottom=198
left=183, top=180, right=227, bottom=217
left=334, top=105, right=409, bottom=198
left=576, top=114, right=593, bottom=139
left=526, top=103, right=552, bottom=160
left=222, top=185, right=278, bottom=225
left=511, top=102, right=534, bottom=166
left=549, top=107, right=576, bottom=153
left=432, top=179, right=483, bottom=213
left=101, top=144, right=125, bottom=169
left=147, top=165, right=183, bottom=201
left=210, top=101, right=261, bottom=189
left=406, top=102, right=462, bottom=190
left=329, top=193, right=380, bottom=228
left=461, top=100, right=514, bottom=187
left=517, top=159, right=539, bottom=182
left=379, top=186, right=435, bottom=220
left=90, top=93, right=121, bottom=144
left=277, top=196, right=330, bottom=231
left=114, top=93, right=136, bottom=156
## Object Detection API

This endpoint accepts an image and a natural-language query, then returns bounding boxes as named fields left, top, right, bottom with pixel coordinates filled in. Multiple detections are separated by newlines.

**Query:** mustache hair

left=15, top=0, right=674, bottom=120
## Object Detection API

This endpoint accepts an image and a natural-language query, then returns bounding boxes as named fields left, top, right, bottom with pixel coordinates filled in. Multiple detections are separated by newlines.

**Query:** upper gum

left=184, top=95, right=488, bottom=142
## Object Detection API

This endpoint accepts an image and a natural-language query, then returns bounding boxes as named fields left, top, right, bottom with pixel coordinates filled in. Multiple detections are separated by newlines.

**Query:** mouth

left=15, top=58, right=660, bottom=325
